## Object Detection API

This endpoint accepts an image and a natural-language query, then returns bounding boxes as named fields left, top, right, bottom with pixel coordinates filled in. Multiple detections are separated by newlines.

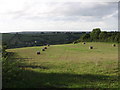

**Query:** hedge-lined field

left=5, top=42, right=118, bottom=88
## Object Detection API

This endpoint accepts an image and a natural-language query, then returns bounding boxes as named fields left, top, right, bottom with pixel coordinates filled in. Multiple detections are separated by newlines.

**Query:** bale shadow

left=18, top=65, right=49, bottom=69
left=12, top=57, right=49, bottom=69
left=12, top=58, right=33, bottom=60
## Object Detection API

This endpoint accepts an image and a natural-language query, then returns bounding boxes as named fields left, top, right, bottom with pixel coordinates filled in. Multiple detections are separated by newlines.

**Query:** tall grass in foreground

left=2, top=52, right=24, bottom=88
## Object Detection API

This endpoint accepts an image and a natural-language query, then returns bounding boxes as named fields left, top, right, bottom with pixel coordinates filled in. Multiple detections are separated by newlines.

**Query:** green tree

left=90, top=28, right=101, bottom=41
left=114, top=32, right=120, bottom=42
left=99, top=31, right=108, bottom=42
left=2, top=43, right=8, bottom=58
left=80, top=33, right=90, bottom=42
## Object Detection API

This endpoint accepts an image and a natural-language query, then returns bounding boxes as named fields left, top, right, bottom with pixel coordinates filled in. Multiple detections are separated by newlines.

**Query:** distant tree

left=90, top=28, right=101, bottom=41
left=82, top=32, right=86, bottom=34
left=2, top=43, right=8, bottom=57
left=76, top=28, right=119, bottom=43
left=114, top=32, right=120, bottom=42
left=99, top=31, right=108, bottom=42
left=80, top=33, right=90, bottom=42
left=107, top=36, right=114, bottom=42
left=41, top=32, right=44, bottom=34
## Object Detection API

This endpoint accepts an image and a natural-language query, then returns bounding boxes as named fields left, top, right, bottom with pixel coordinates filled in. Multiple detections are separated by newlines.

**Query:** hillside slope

left=6, top=42, right=118, bottom=88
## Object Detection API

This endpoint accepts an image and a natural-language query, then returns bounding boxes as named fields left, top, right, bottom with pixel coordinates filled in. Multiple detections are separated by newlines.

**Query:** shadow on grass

left=11, top=57, right=49, bottom=69
left=18, top=65, right=49, bottom=69
left=4, top=69, right=118, bottom=88
left=3, top=52, right=118, bottom=88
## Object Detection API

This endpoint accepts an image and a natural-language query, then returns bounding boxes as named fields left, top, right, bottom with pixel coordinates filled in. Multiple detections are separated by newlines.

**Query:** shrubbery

left=2, top=44, right=22, bottom=87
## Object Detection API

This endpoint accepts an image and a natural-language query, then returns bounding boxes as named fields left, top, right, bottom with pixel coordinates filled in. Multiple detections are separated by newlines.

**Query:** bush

left=2, top=53, right=22, bottom=85
left=2, top=45, right=22, bottom=88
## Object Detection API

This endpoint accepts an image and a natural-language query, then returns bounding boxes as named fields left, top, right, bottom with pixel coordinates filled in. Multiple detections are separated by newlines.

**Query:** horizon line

left=1, top=30, right=119, bottom=33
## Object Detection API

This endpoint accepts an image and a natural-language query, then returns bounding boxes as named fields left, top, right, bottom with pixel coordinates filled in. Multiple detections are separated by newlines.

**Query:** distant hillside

left=2, top=32, right=86, bottom=48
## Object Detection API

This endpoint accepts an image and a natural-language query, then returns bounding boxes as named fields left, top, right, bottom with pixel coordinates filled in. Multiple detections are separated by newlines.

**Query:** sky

left=0, top=0, right=119, bottom=33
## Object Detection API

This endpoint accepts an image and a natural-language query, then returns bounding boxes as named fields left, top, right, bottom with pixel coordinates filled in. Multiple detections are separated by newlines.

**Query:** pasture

left=6, top=42, right=118, bottom=88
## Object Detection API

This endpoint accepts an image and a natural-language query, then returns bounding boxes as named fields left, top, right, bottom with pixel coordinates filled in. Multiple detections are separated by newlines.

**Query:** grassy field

left=6, top=42, right=118, bottom=88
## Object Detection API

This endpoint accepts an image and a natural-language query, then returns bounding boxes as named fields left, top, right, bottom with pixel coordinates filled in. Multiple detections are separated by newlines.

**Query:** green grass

left=6, top=42, right=118, bottom=88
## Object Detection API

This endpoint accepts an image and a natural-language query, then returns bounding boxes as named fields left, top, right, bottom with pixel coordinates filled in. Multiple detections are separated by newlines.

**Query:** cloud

left=19, top=2, right=117, bottom=21
left=0, top=1, right=118, bottom=33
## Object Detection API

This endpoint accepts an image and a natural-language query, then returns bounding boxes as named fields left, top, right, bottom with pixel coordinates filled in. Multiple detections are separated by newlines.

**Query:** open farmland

left=6, top=42, right=118, bottom=88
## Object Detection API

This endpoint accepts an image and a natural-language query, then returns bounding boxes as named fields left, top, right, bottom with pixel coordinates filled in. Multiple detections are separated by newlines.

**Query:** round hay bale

left=48, top=44, right=50, bottom=46
left=89, top=46, right=93, bottom=49
left=36, top=51, right=40, bottom=55
left=83, top=42, right=86, bottom=44
left=42, top=48, right=45, bottom=51
left=44, top=47, right=47, bottom=49
left=73, top=41, right=77, bottom=44
left=112, top=44, right=116, bottom=47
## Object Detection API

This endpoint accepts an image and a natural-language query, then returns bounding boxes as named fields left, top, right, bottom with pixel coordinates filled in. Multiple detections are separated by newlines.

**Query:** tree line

left=2, top=32, right=82, bottom=48
left=74, top=28, right=119, bottom=43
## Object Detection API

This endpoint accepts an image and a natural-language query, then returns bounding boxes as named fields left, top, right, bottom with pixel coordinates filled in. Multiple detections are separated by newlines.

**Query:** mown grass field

left=6, top=42, right=118, bottom=88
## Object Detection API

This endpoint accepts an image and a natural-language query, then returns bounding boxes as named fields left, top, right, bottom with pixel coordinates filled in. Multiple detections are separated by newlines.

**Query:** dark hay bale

left=73, top=42, right=77, bottom=44
left=37, top=51, right=40, bottom=55
left=48, top=44, right=50, bottom=46
left=44, top=47, right=47, bottom=49
left=83, top=42, right=86, bottom=44
left=42, top=48, right=45, bottom=51
left=89, top=46, right=93, bottom=49
left=112, top=44, right=116, bottom=47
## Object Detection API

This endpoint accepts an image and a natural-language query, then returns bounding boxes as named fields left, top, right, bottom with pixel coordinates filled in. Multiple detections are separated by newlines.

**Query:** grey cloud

left=52, top=2, right=117, bottom=17
left=6, top=2, right=117, bottom=22
left=35, top=2, right=117, bottom=22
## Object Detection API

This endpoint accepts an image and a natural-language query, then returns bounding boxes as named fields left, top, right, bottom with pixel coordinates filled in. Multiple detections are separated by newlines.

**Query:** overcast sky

left=0, top=0, right=118, bottom=33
